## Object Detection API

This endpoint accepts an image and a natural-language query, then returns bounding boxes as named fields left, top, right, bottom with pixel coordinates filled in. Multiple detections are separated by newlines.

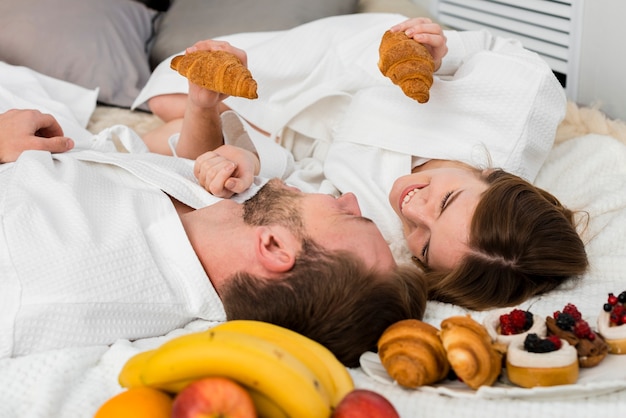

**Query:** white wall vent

left=436, top=0, right=583, bottom=97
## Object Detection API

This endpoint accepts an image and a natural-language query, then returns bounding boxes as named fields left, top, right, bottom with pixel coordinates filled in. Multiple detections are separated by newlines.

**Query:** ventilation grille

left=436, top=0, right=574, bottom=81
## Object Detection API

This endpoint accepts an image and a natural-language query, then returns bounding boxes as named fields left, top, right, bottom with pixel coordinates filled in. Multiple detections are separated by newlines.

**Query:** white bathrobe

left=134, top=13, right=566, bottom=259
left=0, top=62, right=290, bottom=358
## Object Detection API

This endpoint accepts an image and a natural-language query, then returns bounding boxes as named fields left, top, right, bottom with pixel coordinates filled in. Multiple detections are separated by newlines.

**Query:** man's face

left=244, top=179, right=397, bottom=273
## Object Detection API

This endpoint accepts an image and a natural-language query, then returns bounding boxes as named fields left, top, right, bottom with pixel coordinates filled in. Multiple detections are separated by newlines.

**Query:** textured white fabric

left=0, top=147, right=229, bottom=359
left=0, top=64, right=236, bottom=359
left=134, top=13, right=565, bottom=258
left=2, top=14, right=623, bottom=418
left=1, top=133, right=625, bottom=418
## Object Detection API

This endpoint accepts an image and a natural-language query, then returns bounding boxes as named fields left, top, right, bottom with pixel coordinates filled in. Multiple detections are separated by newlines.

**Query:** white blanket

left=2, top=17, right=626, bottom=418
left=1, top=132, right=625, bottom=418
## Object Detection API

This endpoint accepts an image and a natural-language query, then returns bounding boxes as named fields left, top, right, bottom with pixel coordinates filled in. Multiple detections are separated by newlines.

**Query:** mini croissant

left=170, top=50, right=258, bottom=99
left=439, top=315, right=504, bottom=390
left=377, top=319, right=450, bottom=388
left=378, top=30, right=434, bottom=103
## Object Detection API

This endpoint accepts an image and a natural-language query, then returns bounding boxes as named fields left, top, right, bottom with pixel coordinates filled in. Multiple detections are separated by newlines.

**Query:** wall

left=575, top=0, right=626, bottom=121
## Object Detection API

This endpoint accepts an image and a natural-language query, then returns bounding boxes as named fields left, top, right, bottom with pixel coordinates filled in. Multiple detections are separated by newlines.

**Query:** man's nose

left=337, top=192, right=362, bottom=216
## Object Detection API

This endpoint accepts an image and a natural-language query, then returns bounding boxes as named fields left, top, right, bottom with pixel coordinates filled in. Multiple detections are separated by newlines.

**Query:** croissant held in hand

left=377, top=319, right=450, bottom=388
left=170, top=50, right=258, bottom=99
left=378, top=30, right=434, bottom=103
left=440, top=315, right=505, bottom=390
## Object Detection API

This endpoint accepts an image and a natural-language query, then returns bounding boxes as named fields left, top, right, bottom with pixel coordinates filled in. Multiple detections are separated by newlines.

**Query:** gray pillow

left=0, top=0, right=157, bottom=108
left=149, top=0, right=359, bottom=68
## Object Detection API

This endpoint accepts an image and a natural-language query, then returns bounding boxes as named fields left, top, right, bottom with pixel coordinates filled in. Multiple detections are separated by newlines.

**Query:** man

left=0, top=99, right=425, bottom=368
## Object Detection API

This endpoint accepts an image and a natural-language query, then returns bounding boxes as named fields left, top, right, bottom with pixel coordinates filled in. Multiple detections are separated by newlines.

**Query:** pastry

left=546, top=303, right=609, bottom=367
left=439, top=315, right=505, bottom=389
left=506, top=333, right=579, bottom=388
left=377, top=319, right=450, bottom=388
left=170, top=50, right=258, bottom=99
left=597, top=291, right=626, bottom=354
left=483, top=307, right=547, bottom=348
left=378, top=30, right=434, bottom=103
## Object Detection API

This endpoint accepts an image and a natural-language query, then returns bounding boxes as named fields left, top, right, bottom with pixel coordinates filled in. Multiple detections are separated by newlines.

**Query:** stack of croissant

left=378, top=316, right=505, bottom=390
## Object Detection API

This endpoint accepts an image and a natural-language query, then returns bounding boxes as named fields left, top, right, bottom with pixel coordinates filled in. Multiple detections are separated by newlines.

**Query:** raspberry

left=510, top=309, right=529, bottom=330
left=608, top=293, right=618, bottom=306
left=563, top=303, right=582, bottom=321
left=573, top=320, right=592, bottom=339
left=500, top=309, right=533, bottom=335
left=546, top=335, right=562, bottom=350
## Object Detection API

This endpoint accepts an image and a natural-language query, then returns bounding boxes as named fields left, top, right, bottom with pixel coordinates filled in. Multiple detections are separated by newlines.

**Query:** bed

left=2, top=0, right=626, bottom=417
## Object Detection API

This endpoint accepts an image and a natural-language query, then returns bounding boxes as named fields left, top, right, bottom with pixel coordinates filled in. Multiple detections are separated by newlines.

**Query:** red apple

left=171, top=377, right=257, bottom=418
left=332, top=389, right=400, bottom=418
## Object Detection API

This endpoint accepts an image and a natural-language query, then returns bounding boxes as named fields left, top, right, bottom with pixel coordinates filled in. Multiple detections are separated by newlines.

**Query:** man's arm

left=0, top=109, right=74, bottom=163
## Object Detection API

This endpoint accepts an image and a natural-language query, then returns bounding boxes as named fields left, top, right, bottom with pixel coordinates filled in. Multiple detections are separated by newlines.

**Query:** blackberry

left=555, top=312, right=575, bottom=331
left=604, top=303, right=614, bottom=312
left=524, top=310, right=534, bottom=329
left=619, top=291, right=626, bottom=304
left=523, top=333, right=558, bottom=353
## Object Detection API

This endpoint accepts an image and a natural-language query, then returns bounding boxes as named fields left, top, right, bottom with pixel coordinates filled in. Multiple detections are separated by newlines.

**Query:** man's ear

left=254, top=226, right=299, bottom=274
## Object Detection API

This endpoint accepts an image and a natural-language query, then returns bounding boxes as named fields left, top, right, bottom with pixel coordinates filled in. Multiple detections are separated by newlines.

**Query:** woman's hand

left=194, top=144, right=259, bottom=198
left=390, top=18, right=448, bottom=71
left=0, top=109, right=73, bottom=163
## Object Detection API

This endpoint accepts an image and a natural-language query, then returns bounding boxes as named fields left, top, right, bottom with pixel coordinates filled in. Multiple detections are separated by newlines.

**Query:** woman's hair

left=221, top=239, right=428, bottom=368
left=426, top=169, right=588, bottom=310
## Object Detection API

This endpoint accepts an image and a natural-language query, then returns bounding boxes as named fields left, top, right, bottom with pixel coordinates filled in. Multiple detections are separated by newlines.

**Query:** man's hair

left=426, top=169, right=588, bottom=310
left=221, top=239, right=428, bottom=367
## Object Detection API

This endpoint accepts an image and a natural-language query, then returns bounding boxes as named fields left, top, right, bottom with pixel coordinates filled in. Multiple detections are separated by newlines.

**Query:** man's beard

left=242, top=178, right=304, bottom=234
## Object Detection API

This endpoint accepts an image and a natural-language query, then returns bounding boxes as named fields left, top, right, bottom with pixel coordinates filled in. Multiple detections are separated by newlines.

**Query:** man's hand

left=0, top=109, right=74, bottom=163
left=390, top=18, right=448, bottom=71
left=194, top=144, right=259, bottom=198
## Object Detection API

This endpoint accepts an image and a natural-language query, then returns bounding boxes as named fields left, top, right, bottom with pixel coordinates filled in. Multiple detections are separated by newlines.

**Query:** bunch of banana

left=118, top=320, right=354, bottom=418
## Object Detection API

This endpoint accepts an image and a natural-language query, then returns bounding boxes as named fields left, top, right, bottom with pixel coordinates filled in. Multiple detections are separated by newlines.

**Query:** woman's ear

left=254, top=226, right=299, bottom=275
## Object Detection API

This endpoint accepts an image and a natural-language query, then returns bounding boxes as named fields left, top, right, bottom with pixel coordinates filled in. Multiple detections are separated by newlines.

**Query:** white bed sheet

left=2, top=49, right=626, bottom=418
left=1, top=131, right=625, bottom=417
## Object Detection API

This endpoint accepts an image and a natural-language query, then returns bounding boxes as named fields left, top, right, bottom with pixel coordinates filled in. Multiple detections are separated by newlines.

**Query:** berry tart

left=483, top=307, right=547, bottom=347
left=597, top=291, right=626, bottom=354
left=506, top=333, right=579, bottom=388
left=546, top=303, right=609, bottom=367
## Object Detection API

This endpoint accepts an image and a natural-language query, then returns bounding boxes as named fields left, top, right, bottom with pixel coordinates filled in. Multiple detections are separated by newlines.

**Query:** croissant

left=378, top=30, right=434, bottom=103
left=377, top=319, right=450, bottom=388
left=170, top=50, right=258, bottom=99
left=439, top=315, right=505, bottom=390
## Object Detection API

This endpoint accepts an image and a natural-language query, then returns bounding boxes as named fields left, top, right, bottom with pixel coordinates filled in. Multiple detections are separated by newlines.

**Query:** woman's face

left=388, top=166, right=488, bottom=271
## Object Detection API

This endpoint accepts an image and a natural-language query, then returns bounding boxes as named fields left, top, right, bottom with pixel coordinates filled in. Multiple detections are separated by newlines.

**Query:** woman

left=136, top=14, right=588, bottom=310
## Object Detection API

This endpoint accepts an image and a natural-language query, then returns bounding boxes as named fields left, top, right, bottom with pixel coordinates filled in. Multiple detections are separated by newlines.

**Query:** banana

left=138, top=329, right=332, bottom=418
left=213, top=320, right=354, bottom=407
left=118, top=349, right=156, bottom=388
left=246, top=387, right=290, bottom=418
